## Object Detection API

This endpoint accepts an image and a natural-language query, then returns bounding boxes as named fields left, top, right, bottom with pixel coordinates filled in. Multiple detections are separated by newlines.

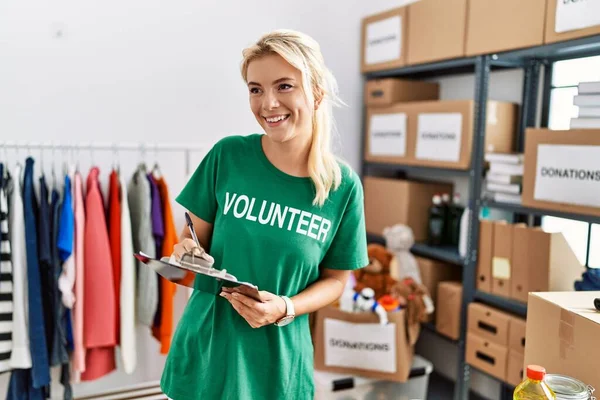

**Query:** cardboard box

left=524, top=291, right=600, bottom=392
left=511, top=224, right=584, bottom=303
left=466, top=0, right=546, bottom=56
left=545, top=0, right=600, bottom=44
left=466, top=333, right=508, bottom=381
left=492, top=221, right=513, bottom=298
left=364, top=78, right=439, bottom=107
left=508, top=316, right=526, bottom=354
left=476, top=219, right=494, bottom=293
left=313, top=306, right=413, bottom=382
left=361, top=7, right=407, bottom=73
left=435, top=281, right=462, bottom=340
left=416, top=256, right=461, bottom=309
left=365, top=104, right=414, bottom=164
left=523, top=128, right=600, bottom=218
left=467, top=303, right=512, bottom=346
left=412, top=100, right=517, bottom=170
left=407, top=0, right=467, bottom=65
left=363, top=176, right=453, bottom=240
left=506, top=350, right=525, bottom=387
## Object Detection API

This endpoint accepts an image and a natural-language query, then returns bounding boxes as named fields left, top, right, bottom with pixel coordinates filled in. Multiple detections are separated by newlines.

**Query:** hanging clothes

left=57, top=172, right=75, bottom=310
left=72, top=171, right=86, bottom=380
left=22, top=157, right=50, bottom=389
left=81, top=167, right=116, bottom=381
left=0, top=164, right=14, bottom=372
left=147, top=175, right=164, bottom=332
left=37, top=176, right=56, bottom=363
left=108, top=170, right=121, bottom=344
left=119, top=175, right=136, bottom=374
left=6, top=164, right=32, bottom=369
left=127, top=165, right=158, bottom=326
left=152, top=177, right=179, bottom=354
left=7, top=368, right=45, bottom=400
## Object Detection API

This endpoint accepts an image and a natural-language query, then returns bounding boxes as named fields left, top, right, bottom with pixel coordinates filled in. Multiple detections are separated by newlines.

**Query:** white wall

left=0, top=1, right=525, bottom=398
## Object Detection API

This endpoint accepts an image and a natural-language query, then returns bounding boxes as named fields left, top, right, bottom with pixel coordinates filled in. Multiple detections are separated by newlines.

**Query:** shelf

left=494, top=33, right=600, bottom=64
left=422, top=322, right=458, bottom=345
left=365, top=57, right=480, bottom=79
left=474, top=291, right=527, bottom=318
left=482, top=200, right=600, bottom=224
left=364, top=161, right=472, bottom=178
left=367, top=233, right=465, bottom=266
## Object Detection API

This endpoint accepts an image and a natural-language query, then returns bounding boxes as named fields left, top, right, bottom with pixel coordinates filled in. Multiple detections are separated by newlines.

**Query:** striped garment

left=0, top=181, right=14, bottom=372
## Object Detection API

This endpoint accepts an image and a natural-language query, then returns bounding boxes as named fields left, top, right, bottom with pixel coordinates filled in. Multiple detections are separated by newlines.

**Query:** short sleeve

left=320, top=179, right=369, bottom=270
left=175, top=145, right=219, bottom=224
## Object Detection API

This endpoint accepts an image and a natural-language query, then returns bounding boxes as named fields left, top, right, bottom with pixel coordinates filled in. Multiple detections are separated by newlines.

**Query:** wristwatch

left=274, top=296, right=295, bottom=327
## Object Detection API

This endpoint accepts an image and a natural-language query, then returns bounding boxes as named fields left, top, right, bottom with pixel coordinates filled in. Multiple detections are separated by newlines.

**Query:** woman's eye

left=249, top=87, right=261, bottom=94
left=279, top=83, right=292, bottom=91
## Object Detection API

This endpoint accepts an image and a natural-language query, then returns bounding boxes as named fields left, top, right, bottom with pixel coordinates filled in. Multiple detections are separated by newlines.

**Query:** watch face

left=276, top=316, right=294, bottom=327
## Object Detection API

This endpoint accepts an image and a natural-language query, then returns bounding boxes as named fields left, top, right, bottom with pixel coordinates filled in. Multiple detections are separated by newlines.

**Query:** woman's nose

left=263, top=92, right=280, bottom=110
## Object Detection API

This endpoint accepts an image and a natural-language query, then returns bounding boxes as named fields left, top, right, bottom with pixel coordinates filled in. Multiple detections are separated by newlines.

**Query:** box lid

left=530, top=291, right=600, bottom=325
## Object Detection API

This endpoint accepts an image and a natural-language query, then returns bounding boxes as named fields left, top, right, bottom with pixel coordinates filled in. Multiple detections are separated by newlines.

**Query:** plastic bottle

left=441, top=193, right=451, bottom=244
left=513, top=365, right=556, bottom=400
left=449, top=194, right=465, bottom=247
left=427, top=194, right=444, bottom=246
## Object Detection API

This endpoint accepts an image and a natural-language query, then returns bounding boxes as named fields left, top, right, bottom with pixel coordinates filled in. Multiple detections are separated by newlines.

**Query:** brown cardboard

left=364, top=78, right=439, bottom=107
left=510, top=223, right=529, bottom=302
left=435, top=281, right=462, bottom=340
left=361, top=7, right=407, bottom=73
left=523, top=128, right=600, bottom=218
left=508, top=316, right=527, bottom=354
left=363, top=176, right=453, bottom=240
left=466, top=0, right=546, bottom=56
left=364, top=103, right=415, bottom=165
left=466, top=333, right=508, bottom=381
left=416, top=256, right=461, bottom=319
left=411, top=100, right=517, bottom=170
left=477, top=219, right=494, bottom=293
left=313, top=306, right=413, bottom=382
left=524, top=291, right=600, bottom=392
left=407, top=0, right=467, bottom=65
left=492, top=221, right=513, bottom=297
left=545, top=0, right=600, bottom=44
left=506, top=350, right=525, bottom=387
left=467, top=302, right=512, bottom=346
left=511, top=225, right=584, bottom=302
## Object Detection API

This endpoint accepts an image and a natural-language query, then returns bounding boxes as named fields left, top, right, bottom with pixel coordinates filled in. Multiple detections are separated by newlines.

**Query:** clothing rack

left=1, top=141, right=208, bottom=176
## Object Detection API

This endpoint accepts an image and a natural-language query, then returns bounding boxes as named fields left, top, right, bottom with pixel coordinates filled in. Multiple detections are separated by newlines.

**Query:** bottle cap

left=432, top=195, right=441, bottom=205
left=441, top=193, right=450, bottom=202
left=526, top=365, right=546, bottom=381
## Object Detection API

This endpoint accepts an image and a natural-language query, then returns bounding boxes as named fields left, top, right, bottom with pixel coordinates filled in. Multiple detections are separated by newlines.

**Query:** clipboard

left=134, top=252, right=264, bottom=302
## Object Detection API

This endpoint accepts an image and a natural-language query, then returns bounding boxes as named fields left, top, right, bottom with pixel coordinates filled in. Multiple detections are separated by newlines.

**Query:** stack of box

left=465, top=303, right=527, bottom=384
left=476, top=220, right=584, bottom=303
left=483, top=153, right=524, bottom=204
left=571, top=81, right=600, bottom=129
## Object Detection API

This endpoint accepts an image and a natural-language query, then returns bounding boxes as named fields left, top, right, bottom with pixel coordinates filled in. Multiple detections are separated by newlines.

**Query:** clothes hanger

left=51, top=142, right=57, bottom=189
left=152, top=143, right=162, bottom=179
left=112, top=143, right=120, bottom=175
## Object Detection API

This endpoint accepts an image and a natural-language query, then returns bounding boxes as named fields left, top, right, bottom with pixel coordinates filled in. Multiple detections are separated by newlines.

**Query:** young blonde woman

left=160, top=29, right=368, bottom=400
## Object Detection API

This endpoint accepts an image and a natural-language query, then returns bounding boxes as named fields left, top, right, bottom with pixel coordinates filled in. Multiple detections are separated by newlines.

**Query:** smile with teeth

left=264, top=114, right=290, bottom=123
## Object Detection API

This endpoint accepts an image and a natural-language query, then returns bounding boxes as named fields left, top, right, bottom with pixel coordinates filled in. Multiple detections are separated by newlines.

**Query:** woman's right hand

left=172, top=238, right=215, bottom=265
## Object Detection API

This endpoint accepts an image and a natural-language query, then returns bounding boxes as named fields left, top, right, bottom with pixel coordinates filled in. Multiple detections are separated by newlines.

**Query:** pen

left=185, top=211, right=202, bottom=251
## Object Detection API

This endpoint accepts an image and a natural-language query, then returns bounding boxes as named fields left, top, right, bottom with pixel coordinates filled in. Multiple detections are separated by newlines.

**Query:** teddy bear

left=353, top=244, right=399, bottom=301
left=383, top=224, right=435, bottom=316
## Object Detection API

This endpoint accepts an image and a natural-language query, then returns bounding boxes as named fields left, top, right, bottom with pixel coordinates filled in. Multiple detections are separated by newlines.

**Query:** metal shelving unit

left=360, top=33, right=600, bottom=400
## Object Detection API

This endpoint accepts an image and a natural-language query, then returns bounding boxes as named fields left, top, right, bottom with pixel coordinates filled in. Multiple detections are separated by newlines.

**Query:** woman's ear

left=314, top=88, right=324, bottom=110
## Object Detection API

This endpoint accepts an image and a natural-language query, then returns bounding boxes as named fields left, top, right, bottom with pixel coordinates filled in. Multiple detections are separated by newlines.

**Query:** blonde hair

left=241, top=29, right=344, bottom=207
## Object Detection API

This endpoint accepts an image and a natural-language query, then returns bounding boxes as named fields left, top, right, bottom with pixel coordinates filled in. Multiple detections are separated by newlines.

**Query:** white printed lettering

left=296, top=211, right=311, bottom=235
left=307, top=215, right=322, bottom=239
left=258, top=201, right=274, bottom=225
left=234, top=195, right=250, bottom=218
left=286, top=208, right=301, bottom=231
left=245, top=198, right=258, bottom=221
left=224, top=192, right=237, bottom=215
left=271, top=204, right=288, bottom=228
left=318, top=218, right=331, bottom=243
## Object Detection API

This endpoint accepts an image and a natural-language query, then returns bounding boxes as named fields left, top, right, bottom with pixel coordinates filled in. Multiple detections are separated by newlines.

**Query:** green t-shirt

left=160, top=133, right=368, bottom=400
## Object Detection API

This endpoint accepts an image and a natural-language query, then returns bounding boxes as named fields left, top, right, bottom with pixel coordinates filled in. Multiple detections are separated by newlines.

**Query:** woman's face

left=246, top=54, right=314, bottom=144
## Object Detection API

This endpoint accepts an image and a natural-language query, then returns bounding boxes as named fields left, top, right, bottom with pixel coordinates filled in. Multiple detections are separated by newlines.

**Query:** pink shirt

left=72, top=171, right=86, bottom=378
left=81, top=167, right=116, bottom=381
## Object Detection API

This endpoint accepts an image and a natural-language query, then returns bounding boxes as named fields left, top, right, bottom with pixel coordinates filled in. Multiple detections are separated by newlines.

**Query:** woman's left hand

left=220, top=287, right=287, bottom=328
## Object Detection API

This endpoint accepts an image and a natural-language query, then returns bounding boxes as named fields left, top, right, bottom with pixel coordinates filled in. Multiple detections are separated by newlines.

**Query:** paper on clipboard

left=134, top=252, right=264, bottom=302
